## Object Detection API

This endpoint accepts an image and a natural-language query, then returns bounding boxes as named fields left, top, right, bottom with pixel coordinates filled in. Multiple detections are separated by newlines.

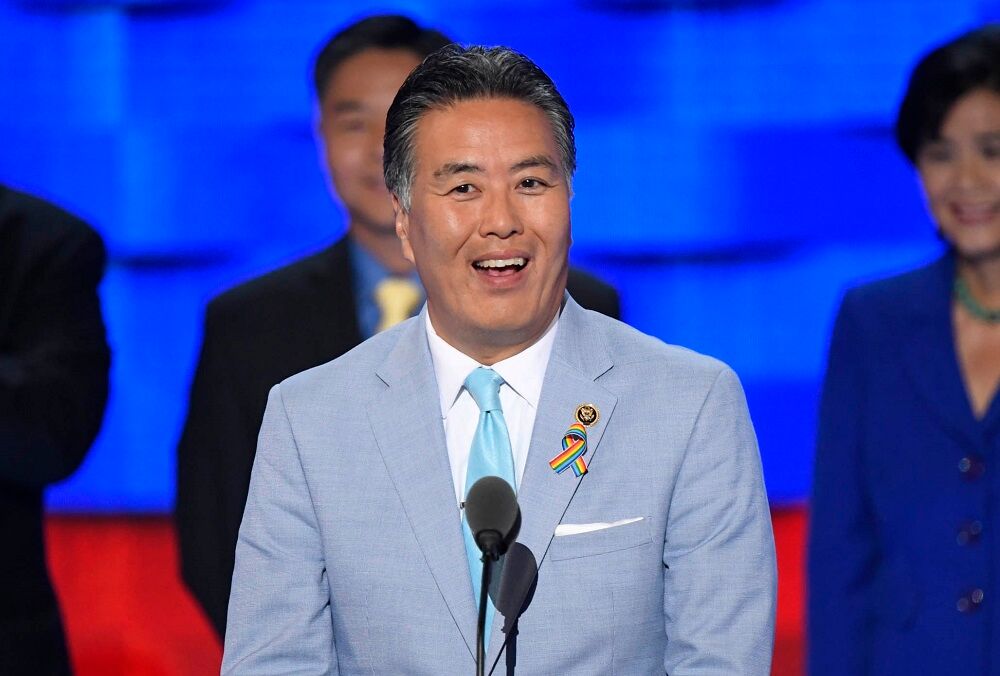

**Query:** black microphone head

left=493, top=542, right=538, bottom=632
left=465, top=476, right=519, bottom=556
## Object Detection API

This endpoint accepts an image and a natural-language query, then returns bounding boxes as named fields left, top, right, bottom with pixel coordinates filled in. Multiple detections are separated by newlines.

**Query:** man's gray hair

left=383, top=45, right=576, bottom=210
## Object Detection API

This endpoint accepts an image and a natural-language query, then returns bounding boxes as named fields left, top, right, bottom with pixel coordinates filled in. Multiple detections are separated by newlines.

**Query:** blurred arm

left=175, top=301, right=252, bottom=638
left=0, top=220, right=109, bottom=486
left=807, top=291, right=876, bottom=675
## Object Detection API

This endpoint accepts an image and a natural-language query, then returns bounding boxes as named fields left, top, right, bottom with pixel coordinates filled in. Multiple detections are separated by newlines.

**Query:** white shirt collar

left=425, top=309, right=560, bottom=419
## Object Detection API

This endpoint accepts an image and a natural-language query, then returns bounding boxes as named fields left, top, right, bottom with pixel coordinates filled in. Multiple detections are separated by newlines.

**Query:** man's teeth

left=474, top=257, right=526, bottom=269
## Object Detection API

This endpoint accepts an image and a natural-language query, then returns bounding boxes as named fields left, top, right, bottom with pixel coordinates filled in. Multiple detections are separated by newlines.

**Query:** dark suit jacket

left=0, top=186, right=110, bottom=675
left=808, top=253, right=1000, bottom=676
left=175, top=236, right=620, bottom=638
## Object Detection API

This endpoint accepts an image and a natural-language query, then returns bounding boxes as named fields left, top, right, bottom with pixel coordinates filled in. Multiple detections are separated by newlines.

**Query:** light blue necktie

left=462, top=367, right=516, bottom=650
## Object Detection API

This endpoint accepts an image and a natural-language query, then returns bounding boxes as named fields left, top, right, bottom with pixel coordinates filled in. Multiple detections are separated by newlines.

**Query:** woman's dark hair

left=895, top=24, right=1000, bottom=164
left=312, top=15, right=451, bottom=103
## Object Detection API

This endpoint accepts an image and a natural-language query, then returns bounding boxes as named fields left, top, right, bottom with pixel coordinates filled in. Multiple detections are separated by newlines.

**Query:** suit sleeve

left=222, top=384, right=338, bottom=675
left=175, top=302, right=252, bottom=638
left=0, top=221, right=109, bottom=486
left=662, top=366, right=777, bottom=675
left=808, top=292, right=876, bottom=675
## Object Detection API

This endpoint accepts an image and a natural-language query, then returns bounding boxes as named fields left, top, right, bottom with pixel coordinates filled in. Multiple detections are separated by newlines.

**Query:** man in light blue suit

left=222, top=44, right=776, bottom=675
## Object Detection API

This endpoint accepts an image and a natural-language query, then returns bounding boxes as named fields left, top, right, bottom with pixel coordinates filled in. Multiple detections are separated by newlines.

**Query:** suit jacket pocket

left=548, top=517, right=651, bottom=561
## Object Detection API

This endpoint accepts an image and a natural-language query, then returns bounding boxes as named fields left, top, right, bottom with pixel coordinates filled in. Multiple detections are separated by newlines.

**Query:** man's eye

left=920, top=144, right=952, bottom=163
left=336, top=119, right=365, bottom=133
left=519, top=178, right=546, bottom=189
left=452, top=184, right=475, bottom=194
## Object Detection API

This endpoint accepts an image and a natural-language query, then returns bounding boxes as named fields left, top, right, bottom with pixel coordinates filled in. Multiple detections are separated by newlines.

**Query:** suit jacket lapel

left=367, top=312, right=478, bottom=658
left=898, top=255, right=981, bottom=448
left=487, top=298, right=618, bottom=662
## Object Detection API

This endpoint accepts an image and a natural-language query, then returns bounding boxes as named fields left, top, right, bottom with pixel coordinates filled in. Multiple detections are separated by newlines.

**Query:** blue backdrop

left=2, top=0, right=996, bottom=511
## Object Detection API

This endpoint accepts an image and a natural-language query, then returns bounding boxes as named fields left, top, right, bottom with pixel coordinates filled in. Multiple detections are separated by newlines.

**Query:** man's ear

left=392, top=194, right=416, bottom=265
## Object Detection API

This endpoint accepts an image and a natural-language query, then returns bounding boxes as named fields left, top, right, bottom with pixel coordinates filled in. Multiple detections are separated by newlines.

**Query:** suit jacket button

left=958, top=455, right=986, bottom=480
left=957, top=589, right=985, bottom=613
left=957, top=520, right=983, bottom=546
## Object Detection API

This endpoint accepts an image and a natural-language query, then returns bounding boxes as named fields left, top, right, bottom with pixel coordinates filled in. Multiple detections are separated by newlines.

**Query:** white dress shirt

left=425, top=311, right=559, bottom=506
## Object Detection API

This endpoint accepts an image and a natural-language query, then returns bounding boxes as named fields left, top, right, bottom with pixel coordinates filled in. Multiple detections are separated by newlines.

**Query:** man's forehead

left=321, top=47, right=422, bottom=108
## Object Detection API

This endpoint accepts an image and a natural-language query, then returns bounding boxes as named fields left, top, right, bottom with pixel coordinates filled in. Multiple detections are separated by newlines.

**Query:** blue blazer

left=222, top=297, right=776, bottom=674
left=809, top=254, right=1000, bottom=675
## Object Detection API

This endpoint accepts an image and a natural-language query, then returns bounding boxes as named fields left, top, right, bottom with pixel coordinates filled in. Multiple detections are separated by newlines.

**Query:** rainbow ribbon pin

left=549, top=423, right=589, bottom=477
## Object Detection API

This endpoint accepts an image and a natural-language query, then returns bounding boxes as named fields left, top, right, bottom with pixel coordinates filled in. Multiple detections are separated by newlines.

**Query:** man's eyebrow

left=327, top=100, right=363, bottom=114
left=510, top=155, right=558, bottom=173
left=432, top=162, right=483, bottom=179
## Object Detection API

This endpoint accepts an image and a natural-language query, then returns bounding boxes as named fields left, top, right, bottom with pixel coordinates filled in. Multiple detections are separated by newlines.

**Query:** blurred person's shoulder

left=0, top=185, right=103, bottom=258
left=206, top=239, right=349, bottom=334
left=842, top=254, right=950, bottom=323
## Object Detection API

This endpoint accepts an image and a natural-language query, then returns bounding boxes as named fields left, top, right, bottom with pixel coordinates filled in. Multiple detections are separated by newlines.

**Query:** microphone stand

left=477, top=552, right=493, bottom=676
left=504, top=621, right=518, bottom=676
left=476, top=531, right=501, bottom=676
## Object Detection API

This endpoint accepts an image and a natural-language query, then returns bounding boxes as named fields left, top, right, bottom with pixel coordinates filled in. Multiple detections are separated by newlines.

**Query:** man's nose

left=479, top=190, right=523, bottom=238
left=954, top=154, right=989, bottom=190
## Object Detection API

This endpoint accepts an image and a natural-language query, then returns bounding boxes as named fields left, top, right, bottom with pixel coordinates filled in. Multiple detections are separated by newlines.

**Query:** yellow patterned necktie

left=374, top=277, right=421, bottom=332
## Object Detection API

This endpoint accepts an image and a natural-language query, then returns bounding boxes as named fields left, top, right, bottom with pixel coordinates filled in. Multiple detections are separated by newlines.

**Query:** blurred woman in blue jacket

left=809, top=25, right=1000, bottom=676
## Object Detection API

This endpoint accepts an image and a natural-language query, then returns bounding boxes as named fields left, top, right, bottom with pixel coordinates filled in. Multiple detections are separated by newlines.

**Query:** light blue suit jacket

left=222, top=297, right=776, bottom=674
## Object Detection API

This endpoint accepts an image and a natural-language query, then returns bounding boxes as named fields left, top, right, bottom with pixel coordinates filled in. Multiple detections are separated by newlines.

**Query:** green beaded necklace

left=954, top=277, right=1000, bottom=323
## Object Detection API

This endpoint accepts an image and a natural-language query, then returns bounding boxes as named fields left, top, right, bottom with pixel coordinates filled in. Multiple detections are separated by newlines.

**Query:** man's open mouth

left=472, top=257, right=528, bottom=275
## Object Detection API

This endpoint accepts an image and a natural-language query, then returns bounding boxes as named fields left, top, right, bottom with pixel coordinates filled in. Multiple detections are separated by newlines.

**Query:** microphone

left=465, top=476, right=520, bottom=676
left=466, top=476, right=520, bottom=559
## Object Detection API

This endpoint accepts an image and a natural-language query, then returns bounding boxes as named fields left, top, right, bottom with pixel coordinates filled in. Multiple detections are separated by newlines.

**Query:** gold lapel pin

left=575, top=403, right=599, bottom=427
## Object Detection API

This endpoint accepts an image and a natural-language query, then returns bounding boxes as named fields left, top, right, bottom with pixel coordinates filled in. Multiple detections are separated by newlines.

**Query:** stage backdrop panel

left=0, top=0, right=995, bottom=511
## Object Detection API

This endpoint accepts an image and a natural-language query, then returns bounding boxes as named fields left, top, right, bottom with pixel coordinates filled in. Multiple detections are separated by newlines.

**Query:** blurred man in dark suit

left=175, top=14, right=620, bottom=640
left=0, top=185, right=110, bottom=675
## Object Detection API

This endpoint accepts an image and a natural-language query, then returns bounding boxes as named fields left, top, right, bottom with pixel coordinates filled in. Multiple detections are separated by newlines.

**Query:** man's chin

left=471, top=309, right=557, bottom=346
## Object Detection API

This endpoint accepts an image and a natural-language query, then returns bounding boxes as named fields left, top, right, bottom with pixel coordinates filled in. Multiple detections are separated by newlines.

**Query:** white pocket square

left=553, top=517, right=644, bottom=537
